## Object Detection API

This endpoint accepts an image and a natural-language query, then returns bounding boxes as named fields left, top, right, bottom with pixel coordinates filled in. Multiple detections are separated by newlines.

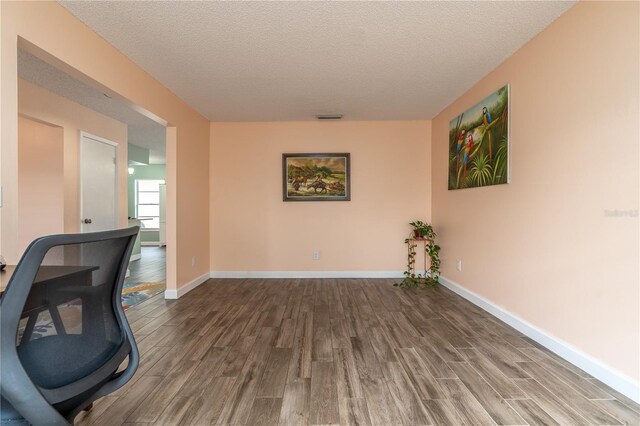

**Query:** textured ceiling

left=18, top=49, right=166, bottom=164
left=60, top=1, right=574, bottom=121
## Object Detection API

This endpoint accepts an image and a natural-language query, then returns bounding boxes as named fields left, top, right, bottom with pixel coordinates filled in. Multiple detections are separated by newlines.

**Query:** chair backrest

left=1, top=227, right=139, bottom=419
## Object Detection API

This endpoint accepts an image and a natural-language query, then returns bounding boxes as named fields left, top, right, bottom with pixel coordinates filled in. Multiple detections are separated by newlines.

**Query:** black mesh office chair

left=0, top=227, right=140, bottom=425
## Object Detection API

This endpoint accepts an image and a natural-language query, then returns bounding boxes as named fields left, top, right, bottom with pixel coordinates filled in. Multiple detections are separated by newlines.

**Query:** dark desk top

left=0, top=265, right=99, bottom=294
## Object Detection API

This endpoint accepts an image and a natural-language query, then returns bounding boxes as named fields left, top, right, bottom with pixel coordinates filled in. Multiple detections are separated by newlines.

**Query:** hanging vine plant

left=395, top=221, right=441, bottom=288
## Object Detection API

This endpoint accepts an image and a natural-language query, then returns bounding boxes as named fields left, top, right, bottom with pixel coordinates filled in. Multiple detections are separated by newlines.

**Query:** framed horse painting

left=282, top=153, right=351, bottom=201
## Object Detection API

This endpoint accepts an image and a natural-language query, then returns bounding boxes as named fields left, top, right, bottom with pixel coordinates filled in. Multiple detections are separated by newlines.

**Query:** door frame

left=79, top=131, right=119, bottom=232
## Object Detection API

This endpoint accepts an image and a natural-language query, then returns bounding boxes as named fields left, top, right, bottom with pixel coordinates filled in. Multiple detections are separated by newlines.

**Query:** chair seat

left=17, top=334, right=120, bottom=389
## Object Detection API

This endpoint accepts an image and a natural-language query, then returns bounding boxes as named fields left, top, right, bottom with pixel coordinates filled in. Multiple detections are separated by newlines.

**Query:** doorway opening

left=125, top=175, right=167, bottom=309
left=17, top=47, right=170, bottom=310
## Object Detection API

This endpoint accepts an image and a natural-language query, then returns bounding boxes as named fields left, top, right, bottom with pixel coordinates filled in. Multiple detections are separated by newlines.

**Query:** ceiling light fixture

left=316, top=114, right=343, bottom=120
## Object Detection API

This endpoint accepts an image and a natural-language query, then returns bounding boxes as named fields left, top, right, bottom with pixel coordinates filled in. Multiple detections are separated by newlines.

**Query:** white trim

left=438, top=275, right=640, bottom=404
left=129, top=253, right=141, bottom=261
left=164, top=272, right=210, bottom=299
left=141, top=241, right=161, bottom=246
left=80, top=131, right=119, bottom=147
left=209, top=270, right=404, bottom=279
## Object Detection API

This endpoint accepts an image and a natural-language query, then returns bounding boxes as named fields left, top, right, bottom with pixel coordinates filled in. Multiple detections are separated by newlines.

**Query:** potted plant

left=409, top=220, right=434, bottom=240
left=396, top=221, right=441, bottom=288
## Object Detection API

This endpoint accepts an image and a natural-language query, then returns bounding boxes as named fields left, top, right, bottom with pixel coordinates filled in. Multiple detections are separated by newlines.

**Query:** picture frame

left=448, top=84, right=510, bottom=190
left=282, top=153, right=351, bottom=202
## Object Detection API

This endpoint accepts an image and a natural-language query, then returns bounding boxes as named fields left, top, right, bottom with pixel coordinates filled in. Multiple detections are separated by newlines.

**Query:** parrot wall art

left=448, top=84, right=510, bottom=190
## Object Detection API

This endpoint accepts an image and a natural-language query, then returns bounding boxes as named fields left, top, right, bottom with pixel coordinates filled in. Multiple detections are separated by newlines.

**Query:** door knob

left=83, top=218, right=92, bottom=224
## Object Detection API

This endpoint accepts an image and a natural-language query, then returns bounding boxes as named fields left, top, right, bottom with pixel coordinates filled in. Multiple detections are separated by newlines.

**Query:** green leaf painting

left=448, top=84, right=510, bottom=190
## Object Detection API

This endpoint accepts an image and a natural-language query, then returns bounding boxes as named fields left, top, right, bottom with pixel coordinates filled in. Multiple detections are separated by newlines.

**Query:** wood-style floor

left=128, top=246, right=166, bottom=284
left=76, top=279, right=640, bottom=425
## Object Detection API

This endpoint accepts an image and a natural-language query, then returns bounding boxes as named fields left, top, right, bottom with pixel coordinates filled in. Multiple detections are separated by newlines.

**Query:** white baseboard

left=209, top=270, right=405, bottom=279
left=164, top=272, right=210, bottom=299
left=141, top=241, right=160, bottom=246
left=129, top=253, right=141, bottom=262
left=166, top=270, right=403, bottom=299
left=439, top=275, right=640, bottom=404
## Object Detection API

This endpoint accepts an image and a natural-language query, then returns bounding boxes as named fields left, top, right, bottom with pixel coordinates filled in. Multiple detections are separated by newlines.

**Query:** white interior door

left=80, top=132, right=117, bottom=232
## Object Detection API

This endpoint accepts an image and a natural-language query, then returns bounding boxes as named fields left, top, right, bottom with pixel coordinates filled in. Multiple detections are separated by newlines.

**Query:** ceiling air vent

left=315, top=114, right=343, bottom=120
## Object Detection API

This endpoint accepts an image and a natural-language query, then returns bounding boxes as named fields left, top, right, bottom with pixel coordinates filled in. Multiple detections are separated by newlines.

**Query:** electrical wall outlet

left=312, top=250, right=320, bottom=260
left=192, top=256, right=196, bottom=267
left=456, top=260, right=462, bottom=271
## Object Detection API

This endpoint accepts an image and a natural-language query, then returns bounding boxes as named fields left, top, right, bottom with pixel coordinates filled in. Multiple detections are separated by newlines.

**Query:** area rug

left=121, top=281, right=166, bottom=310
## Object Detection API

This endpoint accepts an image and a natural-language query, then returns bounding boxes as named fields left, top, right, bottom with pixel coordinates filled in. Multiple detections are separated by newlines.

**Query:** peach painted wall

left=18, top=79, right=128, bottom=234
left=210, top=121, right=431, bottom=272
left=18, top=116, right=64, bottom=252
left=431, top=1, right=639, bottom=385
left=1, top=2, right=210, bottom=291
